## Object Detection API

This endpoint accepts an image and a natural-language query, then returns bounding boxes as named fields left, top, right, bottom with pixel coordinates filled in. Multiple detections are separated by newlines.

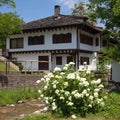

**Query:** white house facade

left=6, top=5, right=102, bottom=71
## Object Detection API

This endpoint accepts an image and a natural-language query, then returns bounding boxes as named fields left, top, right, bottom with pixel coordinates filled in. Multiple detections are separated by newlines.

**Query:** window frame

left=10, top=37, right=24, bottom=49
left=56, top=56, right=62, bottom=65
left=28, top=35, right=44, bottom=45
left=53, top=33, right=72, bottom=44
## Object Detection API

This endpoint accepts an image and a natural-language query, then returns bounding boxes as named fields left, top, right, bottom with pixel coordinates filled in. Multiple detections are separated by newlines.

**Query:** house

left=6, top=5, right=103, bottom=71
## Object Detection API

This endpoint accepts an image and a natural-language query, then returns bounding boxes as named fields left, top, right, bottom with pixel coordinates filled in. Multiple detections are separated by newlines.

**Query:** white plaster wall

left=7, top=28, right=77, bottom=52
left=52, top=54, right=72, bottom=70
left=12, top=52, right=51, bottom=71
left=80, top=44, right=100, bottom=52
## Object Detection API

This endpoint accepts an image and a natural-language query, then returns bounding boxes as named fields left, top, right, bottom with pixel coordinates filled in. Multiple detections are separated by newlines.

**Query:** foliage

left=0, top=0, right=15, bottom=8
left=17, top=90, right=120, bottom=120
left=0, top=12, right=24, bottom=48
left=72, top=2, right=97, bottom=25
left=38, top=62, right=106, bottom=118
left=88, top=0, right=120, bottom=62
left=0, top=0, right=24, bottom=48
left=0, top=88, right=39, bottom=106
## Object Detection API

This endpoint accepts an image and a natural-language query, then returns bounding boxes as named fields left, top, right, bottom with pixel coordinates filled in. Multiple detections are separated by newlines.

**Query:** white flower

left=71, top=90, right=78, bottom=95
left=45, top=77, right=50, bottom=82
left=53, top=84, right=56, bottom=89
left=67, top=101, right=73, bottom=106
left=94, top=88, right=100, bottom=92
left=38, top=89, right=41, bottom=94
left=80, top=78, right=86, bottom=82
left=91, top=79, right=101, bottom=85
left=55, top=75, right=62, bottom=79
left=83, top=61, right=87, bottom=65
left=60, top=72, right=65, bottom=75
left=89, top=95, right=94, bottom=101
left=71, top=114, right=77, bottom=119
left=63, top=66, right=68, bottom=71
left=36, top=80, right=41, bottom=84
left=41, top=78, right=44, bottom=81
left=47, top=73, right=54, bottom=78
left=63, top=82, right=68, bottom=87
left=67, top=73, right=75, bottom=79
left=88, top=104, right=92, bottom=108
left=74, top=92, right=82, bottom=98
left=65, top=91, right=70, bottom=96
left=55, top=89, right=59, bottom=94
left=68, top=96, right=72, bottom=101
left=54, top=67, right=61, bottom=72
left=83, top=81, right=89, bottom=86
left=82, top=90, right=87, bottom=95
left=44, top=85, right=48, bottom=90
left=60, top=96, right=64, bottom=100
left=69, top=62, right=75, bottom=65
left=52, top=102, right=57, bottom=110
left=98, top=84, right=104, bottom=88
left=94, top=92, right=98, bottom=98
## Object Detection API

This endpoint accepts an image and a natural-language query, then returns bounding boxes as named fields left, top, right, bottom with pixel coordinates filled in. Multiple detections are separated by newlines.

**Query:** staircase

left=0, top=56, right=19, bottom=71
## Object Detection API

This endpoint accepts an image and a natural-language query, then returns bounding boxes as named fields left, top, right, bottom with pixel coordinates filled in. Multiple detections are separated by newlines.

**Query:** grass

left=0, top=88, right=39, bottom=106
left=14, top=89, right=120, bottom=120
left=0, top=61, right=16, bottom=71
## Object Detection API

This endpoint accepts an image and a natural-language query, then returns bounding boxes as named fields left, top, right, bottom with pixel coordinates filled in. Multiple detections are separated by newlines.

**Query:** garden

left=0, top=62, right=120, bottom=120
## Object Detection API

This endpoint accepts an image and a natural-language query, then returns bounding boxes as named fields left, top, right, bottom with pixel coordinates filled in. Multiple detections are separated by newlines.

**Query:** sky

left=0, top=0, right=103, bottom=27
left=0, top=0, right=85, bottom=23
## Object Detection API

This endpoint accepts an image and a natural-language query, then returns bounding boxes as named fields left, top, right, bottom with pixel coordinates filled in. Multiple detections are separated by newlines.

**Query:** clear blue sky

left=0, top=0, right=103, bottom=27
left=0, top=0, right=83, bottom=23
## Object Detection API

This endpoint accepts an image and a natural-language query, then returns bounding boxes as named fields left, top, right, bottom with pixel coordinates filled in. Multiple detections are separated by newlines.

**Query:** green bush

left=38, top=62, right=106, bottom=118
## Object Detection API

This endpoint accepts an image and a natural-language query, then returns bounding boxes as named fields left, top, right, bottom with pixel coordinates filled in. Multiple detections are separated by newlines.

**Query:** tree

left=0, top=0, right=24, bottom=49
left=88, top=0, right=120, bottom=62
left=72, top=2, right=97, bottom=25
left=0, top=0, right=15, bottom=8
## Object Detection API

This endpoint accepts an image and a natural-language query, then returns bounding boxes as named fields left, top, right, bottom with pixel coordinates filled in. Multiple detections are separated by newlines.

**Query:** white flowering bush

left=38, top=62, right=106, bottom=118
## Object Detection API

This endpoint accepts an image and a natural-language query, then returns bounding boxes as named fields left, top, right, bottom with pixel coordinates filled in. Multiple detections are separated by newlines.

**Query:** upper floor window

left=10, top=37, right=23, bottom=49
left=80, top=33, right=93, bottom=45
left=28, top=35, right=44, bottom=45
left=53, top=33, right=71, bottom=44
left=95, top=37, right=99, bottom=46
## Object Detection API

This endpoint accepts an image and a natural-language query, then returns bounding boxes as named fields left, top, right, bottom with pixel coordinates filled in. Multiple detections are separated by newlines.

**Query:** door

left=38, top=56, right=49, bottom=70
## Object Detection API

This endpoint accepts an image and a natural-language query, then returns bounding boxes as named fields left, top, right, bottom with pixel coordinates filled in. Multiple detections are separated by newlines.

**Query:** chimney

left=54, top=5, right=60, bottom=16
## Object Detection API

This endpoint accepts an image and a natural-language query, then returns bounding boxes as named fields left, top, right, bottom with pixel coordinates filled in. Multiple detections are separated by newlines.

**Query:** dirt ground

left=0, top=98, right=45, bottom=120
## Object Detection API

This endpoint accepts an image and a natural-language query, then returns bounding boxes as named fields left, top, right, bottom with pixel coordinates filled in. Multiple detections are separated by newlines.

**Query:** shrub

left=38, top=62, right=106, bottom=118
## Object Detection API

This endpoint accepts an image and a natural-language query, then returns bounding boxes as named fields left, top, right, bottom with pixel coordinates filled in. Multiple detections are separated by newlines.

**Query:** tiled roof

left=22, top=15, right=87, bottom=30
left=22, top=14, right=102, bottom=33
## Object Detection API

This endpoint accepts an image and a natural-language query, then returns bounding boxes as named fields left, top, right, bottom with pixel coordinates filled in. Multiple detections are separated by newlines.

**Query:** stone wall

left=0, top=74, right=44, bottom=89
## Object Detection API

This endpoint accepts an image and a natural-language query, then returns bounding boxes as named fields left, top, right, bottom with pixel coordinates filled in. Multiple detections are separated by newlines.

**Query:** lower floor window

left=67, top=56, right=73, bottom=64
left=56, top=56, right=62, bottom=65
left=80, top=56, right=89, bottom=65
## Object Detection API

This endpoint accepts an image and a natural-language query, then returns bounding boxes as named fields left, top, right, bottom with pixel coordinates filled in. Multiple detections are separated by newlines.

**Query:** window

left=53, top=33, right=71, bottom=44
left=95, top=37, right=99, bottom=46
left=38, top=56, right=49, bottom=70
left=80, top=33, right=93, bottom=45
left=28, top=35, right=44, bottom=45
left=10, top=38, right=23, bottom=49
left=56, top=56, right=62, bottom=65
left=67, top=56, right=73, bottom=64
left=80, top=56, right=89, bottom=65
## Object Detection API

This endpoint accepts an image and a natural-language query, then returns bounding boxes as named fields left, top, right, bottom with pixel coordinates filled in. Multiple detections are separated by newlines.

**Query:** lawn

left=14, top=89, right=120, bottom=120
left=0, top=61, right=15, bottom=71
left=0, top=88, right=39, bottom=106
